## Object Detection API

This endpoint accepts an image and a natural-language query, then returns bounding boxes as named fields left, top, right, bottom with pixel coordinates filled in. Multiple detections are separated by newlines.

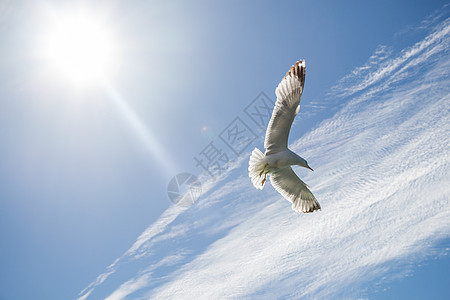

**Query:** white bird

left=248, top=60, right=320, bottom=213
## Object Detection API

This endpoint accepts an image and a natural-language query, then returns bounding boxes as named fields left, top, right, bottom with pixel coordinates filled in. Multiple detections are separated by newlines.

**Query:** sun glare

left=39, top=10, right=118, bottom=86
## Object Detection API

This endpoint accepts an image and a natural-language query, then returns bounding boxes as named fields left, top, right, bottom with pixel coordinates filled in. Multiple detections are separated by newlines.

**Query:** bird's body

left=264, top=149, right=305, bottom=170
left=248, top=60, right=321, bottom=213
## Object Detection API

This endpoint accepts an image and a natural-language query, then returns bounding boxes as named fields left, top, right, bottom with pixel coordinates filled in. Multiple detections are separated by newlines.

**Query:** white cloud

left=77, top=130, right=252, bottom=300
left=79, top=10, right=450, bottom=300
left=146, top=41, right=450, bottom=298
left=105, top=274, right=151, bottom=300
left=329, top=16, right=450, bottom=99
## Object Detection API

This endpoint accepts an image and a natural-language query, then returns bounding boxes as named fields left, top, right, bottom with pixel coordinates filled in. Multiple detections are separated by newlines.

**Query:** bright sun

left=39, top=10, right=117, bottom=86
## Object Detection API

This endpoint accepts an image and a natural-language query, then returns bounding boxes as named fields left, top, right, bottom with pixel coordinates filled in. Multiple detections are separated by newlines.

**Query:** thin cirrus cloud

left=77, top=155, right=248, bottom=300
left=79, top=10, right=450, bottom=300
left=329, top=16, right=450, bottom=99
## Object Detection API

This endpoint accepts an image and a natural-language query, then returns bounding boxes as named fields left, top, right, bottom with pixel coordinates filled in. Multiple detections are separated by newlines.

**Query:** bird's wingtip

left=285, top=60, right=306, bottom=82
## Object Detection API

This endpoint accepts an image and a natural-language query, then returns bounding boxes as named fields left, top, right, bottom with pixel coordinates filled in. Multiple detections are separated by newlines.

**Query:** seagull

left=248, top=60, right=320, bottom=213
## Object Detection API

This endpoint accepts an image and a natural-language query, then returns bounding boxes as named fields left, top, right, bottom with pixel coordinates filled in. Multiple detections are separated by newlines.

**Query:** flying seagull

left=248, top=60, right=320, bottom=213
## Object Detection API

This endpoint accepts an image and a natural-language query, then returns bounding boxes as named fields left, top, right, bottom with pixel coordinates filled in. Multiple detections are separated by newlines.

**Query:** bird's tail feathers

left=248, top=148, right=267, bottom=190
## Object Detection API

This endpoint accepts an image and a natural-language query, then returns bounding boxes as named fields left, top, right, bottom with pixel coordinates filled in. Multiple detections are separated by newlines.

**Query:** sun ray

left=103, top=81, right=177, bottom=178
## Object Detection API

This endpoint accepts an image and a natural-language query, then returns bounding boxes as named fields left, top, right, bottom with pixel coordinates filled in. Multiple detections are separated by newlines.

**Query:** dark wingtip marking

left=284, top=60, right=305, bottom=88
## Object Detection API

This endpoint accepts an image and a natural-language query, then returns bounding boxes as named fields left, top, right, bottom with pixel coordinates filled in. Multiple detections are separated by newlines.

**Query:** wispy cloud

left=329, top=16, right=449, bottom=99
left=105, top=253, right=189, bottom=300
left=146, top=34, right=450, bottom=298
left=79, top=8, right=450, bottom=299
left=77, top=143, right=249, bottom=300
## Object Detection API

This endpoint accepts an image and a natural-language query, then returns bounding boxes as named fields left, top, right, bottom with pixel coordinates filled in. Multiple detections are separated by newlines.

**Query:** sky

left=0, top=0, right=449, bottom=299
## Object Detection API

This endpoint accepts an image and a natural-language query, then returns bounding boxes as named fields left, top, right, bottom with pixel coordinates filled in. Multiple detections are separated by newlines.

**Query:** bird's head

left=299, top=158, right=314, bottom=171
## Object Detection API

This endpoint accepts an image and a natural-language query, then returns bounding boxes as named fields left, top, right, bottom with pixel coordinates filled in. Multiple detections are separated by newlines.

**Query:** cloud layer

left=79, top=10, right=450, bottom=300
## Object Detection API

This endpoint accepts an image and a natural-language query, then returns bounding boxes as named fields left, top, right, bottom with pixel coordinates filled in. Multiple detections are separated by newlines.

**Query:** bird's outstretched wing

left=270, top=167, right=320, bottom=213
left=265, top=60, right=305, bottom=155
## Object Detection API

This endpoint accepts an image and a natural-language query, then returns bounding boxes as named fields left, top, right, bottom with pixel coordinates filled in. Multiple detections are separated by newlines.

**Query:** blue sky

left=0, top=0, right=449, bottom=299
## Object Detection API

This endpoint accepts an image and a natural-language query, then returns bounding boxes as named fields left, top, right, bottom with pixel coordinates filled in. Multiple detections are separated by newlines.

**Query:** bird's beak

left=307, top=165, right=314, bottom=171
